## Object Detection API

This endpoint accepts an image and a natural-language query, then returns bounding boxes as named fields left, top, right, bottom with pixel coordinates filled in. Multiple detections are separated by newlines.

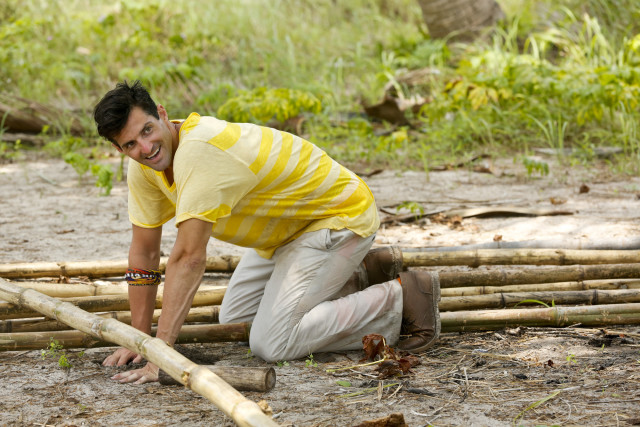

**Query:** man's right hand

left=102, top=347, right=144, bottom=366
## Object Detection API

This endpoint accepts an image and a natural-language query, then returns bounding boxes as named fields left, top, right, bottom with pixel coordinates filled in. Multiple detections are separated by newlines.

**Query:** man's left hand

left=110, top=362, right=159, bottom=384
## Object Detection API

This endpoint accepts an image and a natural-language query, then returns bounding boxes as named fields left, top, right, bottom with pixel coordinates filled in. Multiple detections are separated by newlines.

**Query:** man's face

left=113, top=105, right=175, bottom=172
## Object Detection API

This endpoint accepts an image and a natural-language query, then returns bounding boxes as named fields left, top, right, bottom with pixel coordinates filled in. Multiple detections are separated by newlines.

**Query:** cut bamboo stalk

left=438, top=263, right=640, bottom=288
left=403, top=249, right=640, bottom=267
left=401, top=236, right=640, bottom=251
left=0, top=306, right=220, bottom=333
left=0, top=287, right=226, bottom=320
left=440, top=279, right=640, bottom=297
left=8, top=281, right=129, bottom=297
left=0, top=255, right=240, bottom=279
left=159, top=366, right=275, bottom=392
left=0, top=322, right=249, bottom=350
left=3, top=249, right=640, bottom=279
left=440, top=303, right=640, bottom=332
left=0, top=279, right=274, bottom=427
left=5, top=282, right=224, bottom=298
left=439, top=288, right=640, bottom=311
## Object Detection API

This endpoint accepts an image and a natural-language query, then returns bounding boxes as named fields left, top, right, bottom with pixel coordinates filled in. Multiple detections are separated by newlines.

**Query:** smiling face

left=113, top=105, right=177, bottom=172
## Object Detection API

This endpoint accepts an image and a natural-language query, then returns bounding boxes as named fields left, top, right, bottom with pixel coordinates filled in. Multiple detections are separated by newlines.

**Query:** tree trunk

left=416, top=0, right=505, bottom=41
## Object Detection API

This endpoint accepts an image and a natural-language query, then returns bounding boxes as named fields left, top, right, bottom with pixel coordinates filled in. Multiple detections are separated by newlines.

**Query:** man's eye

left=143, top=126, right=152, bottom=135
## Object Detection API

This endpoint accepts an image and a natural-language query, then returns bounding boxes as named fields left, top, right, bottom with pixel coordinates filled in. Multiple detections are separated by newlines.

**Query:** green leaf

left=336, top=380, right=351, bottom=387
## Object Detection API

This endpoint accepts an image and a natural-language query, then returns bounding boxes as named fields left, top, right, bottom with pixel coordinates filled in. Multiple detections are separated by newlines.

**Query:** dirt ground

left=1, top=153, right=640, bottom=426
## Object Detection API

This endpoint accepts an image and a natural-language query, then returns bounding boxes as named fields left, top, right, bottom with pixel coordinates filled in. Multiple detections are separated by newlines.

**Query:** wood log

left=440, top=279, right=640, bottom=297
left=0, top=322, right=249, bottom=350
left=438, top=264, right=640, bottom=288
left=0, top=280, right=274, bottom=426
left=0, top=255, right=240, bottom=279
left=440, top=303, right=640, bottom=332
left=0, top=287, right=225, bottom=320
left=0, top=306, right=220, bottom=333
left=439, top=288, right=640, bottom=311
left=403, top=249, right=640, bottom=267
left=159, top=366, right=275, bottom=392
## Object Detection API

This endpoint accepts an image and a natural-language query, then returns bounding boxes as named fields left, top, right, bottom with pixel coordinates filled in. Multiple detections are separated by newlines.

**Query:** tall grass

left=1, top=0, right=640, bottom=172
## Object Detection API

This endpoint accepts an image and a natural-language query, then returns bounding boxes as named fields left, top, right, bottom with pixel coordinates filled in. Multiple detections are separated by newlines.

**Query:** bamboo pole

left=0, top=287, right=226, bottom=320
left=0, top=255, right=240, bottom=279
left=440, top=279, right=640, bottom=297
left=159, top=366, right=275, bottom=392
left=404, top=249, right=640, bottom=267
left=440, top=303, right=640, bottom=332
left=0, top=306, right=220, bottom=333
left=438, top=263, right=640, bottom=288
left=401, top=236, right=640, bottom=251
left=4, top=282, right=225, bottom=298
left=0, top=322, right=249, bottom=350
left=3, top=249, right=640, bottom=280
left=0, top=279, right=275, bottom=427
left=439, top=288, right=640, bottom=311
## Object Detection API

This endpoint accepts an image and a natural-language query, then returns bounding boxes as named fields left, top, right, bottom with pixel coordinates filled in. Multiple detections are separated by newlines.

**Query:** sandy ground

left=1, top=153, right=640, bottom=426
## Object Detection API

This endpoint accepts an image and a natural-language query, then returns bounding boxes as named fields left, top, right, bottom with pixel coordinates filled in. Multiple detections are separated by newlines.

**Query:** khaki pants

left=219, top=228, right=403, bottom=362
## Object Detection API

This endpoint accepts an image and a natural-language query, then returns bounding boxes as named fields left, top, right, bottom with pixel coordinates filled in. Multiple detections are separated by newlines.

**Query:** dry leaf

left=362, top=334, right=387, bottom=361
left=549, top=197, right=566, bottom=205
left=493, top=234, right=502, bottom=242
left=579, top=184, right=590, bottom=194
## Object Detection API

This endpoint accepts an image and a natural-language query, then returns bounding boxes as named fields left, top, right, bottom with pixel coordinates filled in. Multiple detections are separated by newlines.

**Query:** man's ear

left=157, top=104, right=168, bottom=121
left=112, top=142, right=123, bottom=153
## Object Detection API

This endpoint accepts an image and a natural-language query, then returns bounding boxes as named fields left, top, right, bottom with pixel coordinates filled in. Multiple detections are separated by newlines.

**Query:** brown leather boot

left=397, top=270, right=441, bottom=352
left=359, top=246, right=403, bottom=288
left=337, top=246, right=403, bottom=298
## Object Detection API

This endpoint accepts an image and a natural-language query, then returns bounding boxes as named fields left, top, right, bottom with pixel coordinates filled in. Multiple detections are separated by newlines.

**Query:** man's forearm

left=128, top=285, right=159, bottom=334
left=154, top=252, right=207, bottom=345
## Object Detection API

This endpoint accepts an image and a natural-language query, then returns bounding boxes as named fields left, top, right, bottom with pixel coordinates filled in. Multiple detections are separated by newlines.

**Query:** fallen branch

left=438, top=264, right=640, bottom=288
left=0, top=306, right=219, bottom=333
left=0, top=279, right=275, bottom=426
left=0, top=287, right=225, bottom=320
left=403, top=249, right=640, bottom=267
left=440, top=303, right=640, bottom=332
left=159, top=366, right=275, bottom=392
left=0, top=322, right=249, bottom=350
left=439, top=288, right=640, bottom=311
left=440, top=279, right=640, bottom=297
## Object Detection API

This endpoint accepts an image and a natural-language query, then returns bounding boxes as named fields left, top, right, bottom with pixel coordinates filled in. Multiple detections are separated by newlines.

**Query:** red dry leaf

left=362, top=334, right=387, bottom=361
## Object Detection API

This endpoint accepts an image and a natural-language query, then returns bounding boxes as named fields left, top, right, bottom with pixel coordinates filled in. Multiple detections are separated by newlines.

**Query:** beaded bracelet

left=125, top=267, right=162, bottom=286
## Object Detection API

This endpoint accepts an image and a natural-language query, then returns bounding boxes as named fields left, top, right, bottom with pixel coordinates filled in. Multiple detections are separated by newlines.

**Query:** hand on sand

left=102, top=347, right=143, bottom=366
left=110, top=362, right=159, bottom=384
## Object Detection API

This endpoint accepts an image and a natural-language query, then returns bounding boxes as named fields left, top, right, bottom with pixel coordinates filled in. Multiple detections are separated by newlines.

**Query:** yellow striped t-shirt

left=127, top=113, right=379, bottom=258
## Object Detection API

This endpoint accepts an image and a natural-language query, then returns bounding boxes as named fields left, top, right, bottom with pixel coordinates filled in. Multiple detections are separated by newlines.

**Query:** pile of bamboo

left=2, top=248, right=640, bottom=343
left=2, top=248, right=640, bottom=424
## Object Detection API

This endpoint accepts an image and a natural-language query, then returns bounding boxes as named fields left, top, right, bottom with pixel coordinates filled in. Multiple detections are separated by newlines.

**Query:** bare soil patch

left=1, top=154, right=640, bottom=426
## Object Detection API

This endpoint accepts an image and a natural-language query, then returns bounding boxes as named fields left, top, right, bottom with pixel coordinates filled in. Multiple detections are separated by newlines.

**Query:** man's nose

left=139, top=139, right=154, bottom=155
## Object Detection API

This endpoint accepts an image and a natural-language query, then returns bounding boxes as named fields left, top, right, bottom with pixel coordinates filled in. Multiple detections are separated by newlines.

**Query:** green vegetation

left=40, top=338, right=73, bottom=369
left=1, top=0, right=640, bottom=184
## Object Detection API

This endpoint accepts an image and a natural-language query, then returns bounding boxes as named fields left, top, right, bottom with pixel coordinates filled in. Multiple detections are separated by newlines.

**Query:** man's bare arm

left=102, top=224, right=162, bottom=367
left=111, top=218, right=211, bottom=384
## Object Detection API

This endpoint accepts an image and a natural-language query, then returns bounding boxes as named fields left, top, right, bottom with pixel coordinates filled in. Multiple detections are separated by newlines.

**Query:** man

left=93, top=81, right=440, bottom=384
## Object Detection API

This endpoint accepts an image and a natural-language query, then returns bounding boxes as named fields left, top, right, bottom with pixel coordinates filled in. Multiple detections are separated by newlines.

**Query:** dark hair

left=93, top=80, right=158, bottom=145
